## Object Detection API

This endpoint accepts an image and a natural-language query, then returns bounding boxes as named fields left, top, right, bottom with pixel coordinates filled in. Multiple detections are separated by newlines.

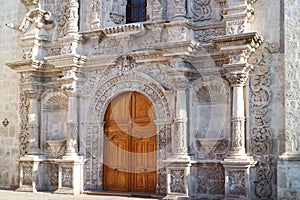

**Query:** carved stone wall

left=0, top=0, right=298, bottom=198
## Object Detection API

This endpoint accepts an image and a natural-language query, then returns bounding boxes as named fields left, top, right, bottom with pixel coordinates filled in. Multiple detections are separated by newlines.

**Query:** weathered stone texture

left=0, top=0, right=26, bottom=189
left=277, top=0, right=300, bottom=199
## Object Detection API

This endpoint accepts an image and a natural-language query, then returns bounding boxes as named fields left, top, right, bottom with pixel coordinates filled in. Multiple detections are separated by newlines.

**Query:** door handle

left=144, top=168, right=147, bottom=172
left=114, top=168, right=117, bottom=171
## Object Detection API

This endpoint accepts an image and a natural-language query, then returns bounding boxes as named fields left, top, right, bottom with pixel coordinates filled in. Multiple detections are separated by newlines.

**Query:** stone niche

left=189, top=76, right=230, bottom=160
left=41, top=92, right=68, bottom=145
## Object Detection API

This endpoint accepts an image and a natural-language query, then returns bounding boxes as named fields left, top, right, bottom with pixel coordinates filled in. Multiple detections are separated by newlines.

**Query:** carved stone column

left=173, top=0, right=187, bottom=20
left=25, top=90, right=41, bottom=155
left=213, top=32, right=262, bottom=199
left=225, top=65, right=252, bottom=157
left=163, top=59, right=191, bottom=200
left=66, top=0, right=80, bottom=35
left=63, top=88, right=79, bottom=157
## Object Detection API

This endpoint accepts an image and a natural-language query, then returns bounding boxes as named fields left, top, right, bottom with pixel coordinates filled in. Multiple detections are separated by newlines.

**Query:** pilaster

left=213, top=32, right=262, bottom=199
left=163, top=59, right=192, bottom=199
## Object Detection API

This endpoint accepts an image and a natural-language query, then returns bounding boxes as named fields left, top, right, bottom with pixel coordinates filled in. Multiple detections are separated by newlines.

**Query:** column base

left=55, top=156, right=84, bottom=195
left=221, top=155, right=256, bottom=199
left=164, top=156, right=191, bottom=198
left=17, top=155, right=42, bottom=193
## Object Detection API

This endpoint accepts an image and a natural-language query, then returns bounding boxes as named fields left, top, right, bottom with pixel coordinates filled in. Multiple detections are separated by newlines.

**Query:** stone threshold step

left=84, top=190, right=164, bottom=199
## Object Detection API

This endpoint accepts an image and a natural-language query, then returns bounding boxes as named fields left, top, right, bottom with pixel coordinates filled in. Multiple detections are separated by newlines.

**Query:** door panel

left=103, top=92, right=157, bottom=193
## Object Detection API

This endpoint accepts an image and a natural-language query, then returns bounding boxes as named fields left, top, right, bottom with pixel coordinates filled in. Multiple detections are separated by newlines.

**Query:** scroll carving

left=228, top=171, right=246, bottom=195
left=250, top=42, right=279, bottom=198
left=191, top=0, right=212, bottom=22
left=196, top=164, right=225, bottom=195
left=20, top=91, right=30, bottom=156
left=170, top=169, right=185, bottom=193
left=62, top=167, right=73, bottom=188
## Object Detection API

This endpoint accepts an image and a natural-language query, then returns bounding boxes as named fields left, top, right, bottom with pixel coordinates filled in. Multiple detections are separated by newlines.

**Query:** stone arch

left=87, top=72, right=171, bottom=194
left=92, top=72, right=171, bottom=122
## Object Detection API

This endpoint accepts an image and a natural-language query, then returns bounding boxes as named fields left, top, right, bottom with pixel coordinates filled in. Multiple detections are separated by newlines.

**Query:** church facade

left=0, top=0, right=299, bottom=199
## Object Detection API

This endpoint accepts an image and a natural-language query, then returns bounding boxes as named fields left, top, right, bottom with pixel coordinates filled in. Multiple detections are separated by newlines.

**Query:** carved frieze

left=190, top=0, right=212, bottom=22
left=194, top=27, right=225, bottom=43
left=93, top=37, right=123, bottom=55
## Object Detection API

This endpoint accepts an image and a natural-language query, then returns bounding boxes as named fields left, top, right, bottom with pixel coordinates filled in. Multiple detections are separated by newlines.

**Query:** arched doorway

left=103, top=92, right=157, bottom=193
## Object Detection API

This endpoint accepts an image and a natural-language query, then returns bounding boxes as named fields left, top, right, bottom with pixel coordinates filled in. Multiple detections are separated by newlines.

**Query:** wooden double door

left=103, top=92, right=157, bottom=193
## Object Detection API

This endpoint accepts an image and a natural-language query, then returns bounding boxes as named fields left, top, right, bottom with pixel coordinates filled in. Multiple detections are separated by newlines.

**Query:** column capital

left=223, top=63, right=253, bottom=87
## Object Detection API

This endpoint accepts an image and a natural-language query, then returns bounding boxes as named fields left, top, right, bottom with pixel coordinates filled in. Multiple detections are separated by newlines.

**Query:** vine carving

left=250, top=42, right=279, bottom=198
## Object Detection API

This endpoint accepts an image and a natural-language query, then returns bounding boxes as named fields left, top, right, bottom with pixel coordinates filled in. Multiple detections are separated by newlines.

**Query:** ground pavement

left=0, top=190, right=161, bottom=200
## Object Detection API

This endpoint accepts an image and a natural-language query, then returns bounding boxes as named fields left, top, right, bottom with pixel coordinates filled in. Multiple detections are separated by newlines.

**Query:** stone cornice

left=212, top=32, right=263, bottom=52
left=154, top=40, right=200, bottom=57
left=45, top=54, right=86, bottom=69
left=6, top=59, right=44, bottom=73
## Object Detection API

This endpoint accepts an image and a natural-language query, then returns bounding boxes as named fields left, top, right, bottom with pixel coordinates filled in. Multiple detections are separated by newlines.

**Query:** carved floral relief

left=249, top=42, right=279, bottom=199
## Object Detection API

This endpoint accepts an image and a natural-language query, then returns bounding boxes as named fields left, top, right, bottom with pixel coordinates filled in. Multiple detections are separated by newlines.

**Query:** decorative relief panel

left=45, top=163, right=59, bottom=190
left=85, top=125, right=103, bottom=190
left=92, top=37, right=123, bottom=55
left=20, top=91, right=30, bottom=156
left=226, top=20, right=245, bottom=35
left=170, top=169, right=185, bottom=193
left=167, top=27, right=186, bottom=42
left=158, top=167, right=167, bottom=194
left=196, top=164, right=225, bottom=195
left=249, top=42, right=279, bottom=199
left=190, top=0, right=212, bottom=22
left=22, top=165, right=33, bottom=185
left=194, top=27, right=225, bottom=43
left=228, top=171, right=246, bottom=196
left=62, top=167, right=73, bottom=188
